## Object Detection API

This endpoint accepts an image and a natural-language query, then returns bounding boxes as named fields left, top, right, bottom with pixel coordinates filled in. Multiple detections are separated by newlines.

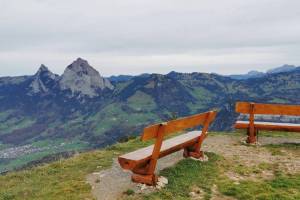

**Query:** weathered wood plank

left=236, top=102, right=300, bottom=116
left=235, top=121, right=300, bottom=132
left=141, top=124, right=161, bottom=141
left=141, top=111, right=216, bottom=141
left=118, top=131, right=201, bottom=170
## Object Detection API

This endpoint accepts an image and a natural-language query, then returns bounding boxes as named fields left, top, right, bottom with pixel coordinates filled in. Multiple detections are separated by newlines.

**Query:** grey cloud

left=0, top=0, right=299, bottom=76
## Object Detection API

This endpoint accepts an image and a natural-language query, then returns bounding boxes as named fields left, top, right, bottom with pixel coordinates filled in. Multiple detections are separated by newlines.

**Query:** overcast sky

left=0, top=0, right=300, bottom=76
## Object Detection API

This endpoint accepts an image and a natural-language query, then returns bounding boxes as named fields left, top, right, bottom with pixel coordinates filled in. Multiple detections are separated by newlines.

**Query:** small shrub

left=124, top=189, right=135, bottom=196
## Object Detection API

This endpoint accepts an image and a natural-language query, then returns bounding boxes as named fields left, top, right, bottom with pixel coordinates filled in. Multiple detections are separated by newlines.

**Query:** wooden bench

left=118, top=111, right=217, bottom=185
left=235, top=102, right=300, bottom=143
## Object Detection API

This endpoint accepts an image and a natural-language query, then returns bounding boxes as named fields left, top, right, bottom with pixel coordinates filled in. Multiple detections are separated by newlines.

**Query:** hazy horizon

left=0, top=57, right=298, bottom=78
left=1, top=0, right=300, bottom=76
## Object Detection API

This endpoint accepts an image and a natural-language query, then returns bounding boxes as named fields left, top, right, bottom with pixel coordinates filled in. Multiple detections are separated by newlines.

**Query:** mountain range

left=228, top=64, right=299, bottom=80
left=107, top=64, right=300, bottom=82
left=0, top=58, right=299, bottom=173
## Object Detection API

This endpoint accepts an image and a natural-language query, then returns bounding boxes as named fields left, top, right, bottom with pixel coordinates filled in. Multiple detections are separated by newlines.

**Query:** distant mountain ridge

left=107, top=75, right=134, bottom=83
left=266, top=64, right=298, bottom=74
left=0, top=59, right=299, bottom=173
left=228, top=64, right=299, bottom=80
left=106, top=65, right=300, bottom=81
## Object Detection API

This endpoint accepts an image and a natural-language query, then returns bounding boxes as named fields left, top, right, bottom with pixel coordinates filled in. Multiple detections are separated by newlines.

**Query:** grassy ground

left=0, top=132, right=299, bottom=200
left=122, top=132, right=300, bottom=200
left=218, top=173, right=300, bottom=200
left=123, top=153, right=300, bottom=200
left=264, top=143, right=300, bottom=156
left=0, top=138, right=152, bottom=200
left=139, top=153, right=221, bottom=200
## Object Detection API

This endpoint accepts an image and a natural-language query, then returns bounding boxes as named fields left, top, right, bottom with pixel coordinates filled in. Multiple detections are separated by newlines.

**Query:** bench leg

left=131, top=163, right=158, bottom=186
left=247, top=128, right=258, bottom=144
left=131, top=173, right=158, bottom=186
left=183, top=146, right=204, bottom=159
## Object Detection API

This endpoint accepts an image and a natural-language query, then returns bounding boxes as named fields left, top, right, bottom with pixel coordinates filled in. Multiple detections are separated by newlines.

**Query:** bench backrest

left=141, top=111, right=217, bottom=141
left=236, top=102, right=300, bottom=116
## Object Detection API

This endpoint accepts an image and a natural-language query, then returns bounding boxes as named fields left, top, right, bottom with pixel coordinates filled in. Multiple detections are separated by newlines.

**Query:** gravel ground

left=86, top=134, right=300, bottom=200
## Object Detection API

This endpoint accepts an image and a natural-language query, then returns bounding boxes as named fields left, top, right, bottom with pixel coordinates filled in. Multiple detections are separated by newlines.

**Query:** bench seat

left=235, top=121, right=300, bottom=132
left=235, top=102, right=300, bottom=143
left=118, top=131, right=201, bottom=170
left=118, top=111, right=217, bottom=185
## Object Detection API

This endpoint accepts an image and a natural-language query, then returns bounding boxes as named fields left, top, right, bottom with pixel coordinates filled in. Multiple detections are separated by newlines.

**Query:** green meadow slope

left=1, top=68, right=300, bottom=173
left=0, top=131, right=299, bottom=200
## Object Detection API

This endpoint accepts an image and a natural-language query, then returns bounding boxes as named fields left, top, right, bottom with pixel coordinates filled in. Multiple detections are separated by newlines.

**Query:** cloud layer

left=0, top=0, right=300, bottom=76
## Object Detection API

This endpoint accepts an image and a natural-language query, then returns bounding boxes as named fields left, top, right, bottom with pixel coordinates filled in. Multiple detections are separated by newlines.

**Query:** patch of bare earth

left=86, top=151, right=184, bottom=200
left=207, top=135, right=300, bottom=183
left=87, top=134, right=300, bottom=200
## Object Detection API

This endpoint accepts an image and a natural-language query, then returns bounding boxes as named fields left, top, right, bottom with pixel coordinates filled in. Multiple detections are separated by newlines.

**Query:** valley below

left=0, top=58, right=300, bottom=173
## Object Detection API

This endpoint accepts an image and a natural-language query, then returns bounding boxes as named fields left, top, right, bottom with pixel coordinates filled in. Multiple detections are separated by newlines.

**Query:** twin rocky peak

left=29, top=58, right=114, bottom=97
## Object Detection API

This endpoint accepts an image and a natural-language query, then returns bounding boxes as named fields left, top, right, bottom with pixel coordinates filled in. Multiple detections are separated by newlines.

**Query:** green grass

left=0, top=137, right=153, bottom=200
left=126, top=152, right=299, bottom=200
left=124, top=189, right=135, bottom=196
left=231, top=162, right=273, bottom=176
left=0, top=151, right=111, bottom=200
left=187, top=87, right=215, bottom=112
left=218, top=173, right=300, bottom=200
left=259, top=131, right=300, bottom=139
left=127, top=91, right=157, bottom=111
left=92, top=103, right=158, bottom=136
left=264, top=143, right=300, bottom=156
left=123, top=132, right=300, bottom=200
left=1, top=132, right=299, bottom=200
left=133, top=155, right=300, bottom=200
left=143, top=153, right=221, bottom=200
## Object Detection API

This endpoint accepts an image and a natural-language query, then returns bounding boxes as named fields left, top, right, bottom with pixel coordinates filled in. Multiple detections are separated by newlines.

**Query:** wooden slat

left=118, top=131, right=201, bottom=170
left=236, top=102, right=252, bottom=113
left=235, top=121, right=300, bottom=132
left=236, top=102, right=300, bottom=116
left=141, top=111, right=216, bottom=141
left=141, top=124, right=161, bottom=141
left=163, top=111, right=214, bottom=137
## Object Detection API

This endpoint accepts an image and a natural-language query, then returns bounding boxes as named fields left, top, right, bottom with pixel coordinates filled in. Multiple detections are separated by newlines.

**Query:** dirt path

left=86, top=149, right=185, bottom=200
left=86, top=135, right=300, bottom=200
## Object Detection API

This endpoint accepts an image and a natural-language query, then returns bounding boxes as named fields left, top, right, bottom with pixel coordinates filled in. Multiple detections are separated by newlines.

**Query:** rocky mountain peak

left=34, top=64, right=57, bottom=79
left=59, top=58, right=114, bottom=97
left=38, top=64, right=49, bottom=72
left=28, top=64, right=58, bottom=94
left=67, top=58, right=92, bottom=72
